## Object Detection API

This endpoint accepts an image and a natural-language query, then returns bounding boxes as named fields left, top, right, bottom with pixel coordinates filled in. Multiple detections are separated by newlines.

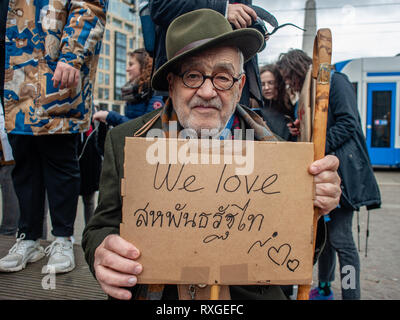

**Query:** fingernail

left=134, top=265, right=142, bottom=274
left=128, top=277, right=137, bottom=285
left=130, top=249, right=139, bottom=258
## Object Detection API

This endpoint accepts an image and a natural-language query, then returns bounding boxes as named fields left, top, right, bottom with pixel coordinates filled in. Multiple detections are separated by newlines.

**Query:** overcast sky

left=253, top=0, right=400, bottom=65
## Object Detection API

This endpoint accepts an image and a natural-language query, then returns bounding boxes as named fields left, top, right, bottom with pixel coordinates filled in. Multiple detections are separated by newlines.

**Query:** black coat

left=149, top=0, right=264, bottom=108
left=326, top=72, right=381, bottom=210
left=261, top=99, right=296, bottom=142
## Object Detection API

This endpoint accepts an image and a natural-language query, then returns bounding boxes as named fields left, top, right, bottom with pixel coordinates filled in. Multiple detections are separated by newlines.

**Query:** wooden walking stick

left=297, top=28, right=332, bottom=300
left=210, top=285, right=220, bottom=300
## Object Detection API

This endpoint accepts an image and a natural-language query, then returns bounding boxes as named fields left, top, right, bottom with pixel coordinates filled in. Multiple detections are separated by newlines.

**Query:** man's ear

left=236, top=73, right=246, bottom=104
left=167, top=72, right=174, bottom=92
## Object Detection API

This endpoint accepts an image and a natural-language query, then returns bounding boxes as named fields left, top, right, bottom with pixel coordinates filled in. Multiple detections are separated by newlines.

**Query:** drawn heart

left=267, top=244, right=291, bottom=266
left=287, top=259, right=300, bottom=272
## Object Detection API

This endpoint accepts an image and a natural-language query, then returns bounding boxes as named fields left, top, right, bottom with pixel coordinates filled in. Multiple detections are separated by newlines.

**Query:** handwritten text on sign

left=120, top=138, right=315, bottom=285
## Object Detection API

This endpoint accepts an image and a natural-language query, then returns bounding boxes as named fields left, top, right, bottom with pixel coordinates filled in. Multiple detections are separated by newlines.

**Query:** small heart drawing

left=287, top=259, right=300, bottom=272
left=267, top=244, right=291, bottom=266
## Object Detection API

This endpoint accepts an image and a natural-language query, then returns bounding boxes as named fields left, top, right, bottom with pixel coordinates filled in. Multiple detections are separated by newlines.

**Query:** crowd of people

left=0, top=1, right=380, bottom=301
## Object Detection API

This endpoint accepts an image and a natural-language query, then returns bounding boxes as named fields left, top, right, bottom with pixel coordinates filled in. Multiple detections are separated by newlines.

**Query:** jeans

left=317, top=206, right=361, bottom=299
left=0, top=164, right=20, bottom=235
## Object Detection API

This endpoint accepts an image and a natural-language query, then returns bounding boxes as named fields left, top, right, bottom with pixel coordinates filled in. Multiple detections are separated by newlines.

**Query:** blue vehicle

left=335, top=56, right=400, bottom=167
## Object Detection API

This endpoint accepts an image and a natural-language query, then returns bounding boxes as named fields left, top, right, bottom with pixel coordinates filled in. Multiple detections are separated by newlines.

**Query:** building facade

left=94, top=0, right=143, bottom=113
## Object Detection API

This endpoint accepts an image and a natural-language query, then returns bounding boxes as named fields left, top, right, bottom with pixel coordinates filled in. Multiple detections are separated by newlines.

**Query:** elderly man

left=82, top=9, right=341, bottom=300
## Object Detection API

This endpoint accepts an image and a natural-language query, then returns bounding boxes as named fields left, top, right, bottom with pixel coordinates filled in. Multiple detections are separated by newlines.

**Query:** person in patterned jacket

left=0, top=0, right=108, bottom=274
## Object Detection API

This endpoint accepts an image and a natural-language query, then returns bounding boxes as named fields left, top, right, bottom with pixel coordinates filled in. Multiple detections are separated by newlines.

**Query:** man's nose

left=196, top=78, right=218, bottom=99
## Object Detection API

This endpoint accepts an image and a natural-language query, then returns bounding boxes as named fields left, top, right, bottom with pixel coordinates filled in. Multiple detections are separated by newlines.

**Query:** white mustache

left=188, top=97, right=222, bottom=110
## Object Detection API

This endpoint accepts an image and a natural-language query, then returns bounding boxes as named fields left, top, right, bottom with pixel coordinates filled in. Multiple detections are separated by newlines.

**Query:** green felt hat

left=151, top=8, right=264, bottom=91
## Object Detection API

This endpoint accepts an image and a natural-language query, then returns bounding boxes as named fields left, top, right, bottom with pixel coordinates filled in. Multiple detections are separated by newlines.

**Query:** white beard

left=174, top=96, right=236, bottom=139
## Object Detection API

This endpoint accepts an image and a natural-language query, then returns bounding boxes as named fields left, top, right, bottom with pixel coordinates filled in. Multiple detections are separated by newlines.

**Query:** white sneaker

left=0, top=234, right=45, bottom=272
left=42, top=237, right=75, bottom=274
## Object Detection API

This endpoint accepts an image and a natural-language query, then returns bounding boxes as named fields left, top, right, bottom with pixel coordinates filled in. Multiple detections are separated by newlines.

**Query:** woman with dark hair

left=276, top=48, right=312, bottom=93
left=93, top=48, right=164, bottom=126
left=259, top=63, right=295, bottom=141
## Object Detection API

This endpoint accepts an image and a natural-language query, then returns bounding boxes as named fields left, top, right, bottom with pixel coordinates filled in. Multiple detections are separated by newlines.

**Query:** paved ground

left=1, top=168, right=399, bottom=300
left=0, top=235, right=107, bottom=300
left=317, top=168, right=400, bottom=300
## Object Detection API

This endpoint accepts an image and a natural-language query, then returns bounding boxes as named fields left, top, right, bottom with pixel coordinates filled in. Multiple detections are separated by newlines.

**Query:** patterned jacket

left=4, top=0, right=108, bottom=135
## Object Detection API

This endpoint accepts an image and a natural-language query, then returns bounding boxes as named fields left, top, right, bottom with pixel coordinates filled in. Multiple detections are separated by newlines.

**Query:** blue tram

left=335, top=56, right=400, bottom=167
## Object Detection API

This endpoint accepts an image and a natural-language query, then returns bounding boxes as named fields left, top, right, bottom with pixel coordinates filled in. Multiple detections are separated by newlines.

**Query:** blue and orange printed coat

left=4, top=0, right=108, bottom=135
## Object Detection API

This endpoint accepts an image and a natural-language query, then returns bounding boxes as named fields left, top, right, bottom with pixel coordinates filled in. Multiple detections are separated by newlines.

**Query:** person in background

left=259, top=64, right=295, bottom=141
left=0, top=0, right=108, bottom=274
left=93, top=48, right=164, bottom=126
left=277, top=49, right=381, bottom=300
left=77, top=109, right=104, bottom=226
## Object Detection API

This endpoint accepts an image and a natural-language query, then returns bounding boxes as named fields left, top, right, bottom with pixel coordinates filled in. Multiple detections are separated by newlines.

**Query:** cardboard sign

left=120, top=138, right=315, bottom=285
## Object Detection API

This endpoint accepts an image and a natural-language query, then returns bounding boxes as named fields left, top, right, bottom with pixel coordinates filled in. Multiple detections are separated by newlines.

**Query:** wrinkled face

left=167, top=46, right=245, bottom=136
left=126, top=55, right=141, bottom=82
left=260, top=71, right=277, bottom=100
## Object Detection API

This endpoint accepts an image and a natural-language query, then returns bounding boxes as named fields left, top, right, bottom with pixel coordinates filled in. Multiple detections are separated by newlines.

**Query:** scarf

left=133, top=99, right=279, bottom=300
left=157, top=98, right=278, bottom=141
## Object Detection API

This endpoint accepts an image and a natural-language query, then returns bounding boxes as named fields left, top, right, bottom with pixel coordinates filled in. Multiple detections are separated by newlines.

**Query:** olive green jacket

left=81, top=108, right=320, bottom=300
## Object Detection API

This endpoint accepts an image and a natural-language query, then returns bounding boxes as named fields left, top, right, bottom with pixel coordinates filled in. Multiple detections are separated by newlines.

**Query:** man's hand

left=309, top=155, right=341, bottom=215
left=93, top=110, right=109, bottom=124
left=94, top=234, right=143, bottom=300
left=52, top=61, right=80, bottom=89
left=227, top=3, right=257, bottom=29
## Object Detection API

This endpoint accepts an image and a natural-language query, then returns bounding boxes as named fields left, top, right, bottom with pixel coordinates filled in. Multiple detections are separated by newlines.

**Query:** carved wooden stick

left=297, top=28, right=332, bottom=300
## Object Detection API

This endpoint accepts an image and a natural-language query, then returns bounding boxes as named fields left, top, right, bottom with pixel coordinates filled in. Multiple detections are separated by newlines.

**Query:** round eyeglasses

left=178, top=70, right=243, bottom=91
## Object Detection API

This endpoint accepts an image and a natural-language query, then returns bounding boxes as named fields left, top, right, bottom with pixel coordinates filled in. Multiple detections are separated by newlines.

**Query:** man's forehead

left=180, top=46, right=240, bottom=71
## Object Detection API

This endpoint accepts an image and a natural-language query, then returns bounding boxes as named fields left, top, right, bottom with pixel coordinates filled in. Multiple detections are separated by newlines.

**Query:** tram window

left=371, top=91, right=391, bottom=148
